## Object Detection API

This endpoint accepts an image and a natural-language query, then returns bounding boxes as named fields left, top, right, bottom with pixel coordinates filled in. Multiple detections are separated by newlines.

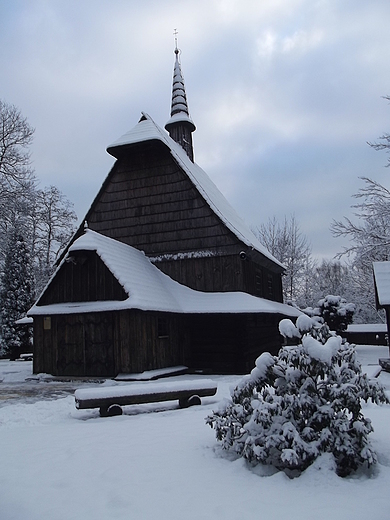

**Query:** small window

left=158, top=317, right=169, bottom=338
left=267, top=274, right=273, bottom=298
left=255, top=268, right=263, bottom=296
left=44, top=317, right=51, bottom=330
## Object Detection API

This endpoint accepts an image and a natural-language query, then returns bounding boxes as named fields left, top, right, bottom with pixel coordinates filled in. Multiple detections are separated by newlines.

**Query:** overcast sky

left=1, top=0, right=390, bottom=260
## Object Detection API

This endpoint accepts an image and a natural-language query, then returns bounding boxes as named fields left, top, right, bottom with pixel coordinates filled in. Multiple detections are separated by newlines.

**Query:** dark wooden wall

left=33, top=308, right=285, bottom=377
left=33, top=310, right=186, bottom=377
left=117, top=310, right=186, bottom=374
left=78, top=140, right=283, bottom=300
left=243, top=314, right=283, bottom=372
left=186, top=314, right=247, bottom=373
left=39, top=251, right=127, bottom=306
left=33, top=313, right=116, bottom=376
left=88, top=142, right=239, bottom=255
left=344, top=329, right=388, bottom=346
left=184, top=313, right=283, bottom=374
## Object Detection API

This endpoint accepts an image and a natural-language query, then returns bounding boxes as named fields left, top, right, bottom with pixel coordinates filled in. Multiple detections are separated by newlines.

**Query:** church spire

left=165, top=38, right=196, bottom=162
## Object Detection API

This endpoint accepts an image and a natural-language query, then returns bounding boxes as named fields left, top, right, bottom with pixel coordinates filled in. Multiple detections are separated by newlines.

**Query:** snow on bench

left=74, top=379, right=217, bottom=417
left=379, top=358, right=390, bottom=373
left=365, top=364, right=382, bottom=379
left=16, top=353, right=33, bottom=361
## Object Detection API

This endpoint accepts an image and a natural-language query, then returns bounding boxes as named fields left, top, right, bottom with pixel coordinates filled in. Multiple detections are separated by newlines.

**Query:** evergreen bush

left=0, top=230, right=35, bottom=359
left=207, top=315, right=388, bottom=477
left=303, top=295, right=355, bottom=334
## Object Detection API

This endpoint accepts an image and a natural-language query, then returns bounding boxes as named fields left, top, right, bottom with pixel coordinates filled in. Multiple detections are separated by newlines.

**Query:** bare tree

left=0, top=100, right=37, bottom=259
left=31, top=185, right=77, bottom=290
left=331, top=177, right=390, bottom=268
left=254, top=215, right=312, bottom=303
left=0, top=101, right=77, bottom=291
left=368, top=95, right=390, bottom=167
left=330, top=177, right=390, bottom=322
left=0, top=100, right=36, bottom=193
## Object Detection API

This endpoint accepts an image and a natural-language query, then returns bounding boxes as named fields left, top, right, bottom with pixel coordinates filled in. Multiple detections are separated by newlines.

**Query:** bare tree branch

left=367, top=95, right=390, bottom=167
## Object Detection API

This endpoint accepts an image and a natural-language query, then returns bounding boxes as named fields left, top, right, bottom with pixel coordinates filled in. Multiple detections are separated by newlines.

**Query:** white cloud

left=1, top=0, right=390, bottom=259
left=281, top=29, right=324, bottom=54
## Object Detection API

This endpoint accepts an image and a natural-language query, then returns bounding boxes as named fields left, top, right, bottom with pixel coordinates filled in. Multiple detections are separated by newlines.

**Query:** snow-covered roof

left=346, top=323, right=387, bottom=333
left=15, top=316, right=34, bottom=325
left=107, top=113, right=284, bottom=269
left=29, top=229, right=299, bottom=318
left=373, top=261, right=390, bottom=307
left=165, top=111, right=195, bottom=129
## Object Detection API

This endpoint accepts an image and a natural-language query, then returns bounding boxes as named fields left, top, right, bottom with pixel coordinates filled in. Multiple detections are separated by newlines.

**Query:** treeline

left=254, top=176, right=390, bottom=324
left=253, top=97, right=390, bottom=323
left=0, top=100, right=77, bottom=358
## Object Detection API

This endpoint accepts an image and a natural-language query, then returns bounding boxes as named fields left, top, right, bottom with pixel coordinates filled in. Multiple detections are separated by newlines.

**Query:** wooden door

left=56, top=313, right=115, bottom=377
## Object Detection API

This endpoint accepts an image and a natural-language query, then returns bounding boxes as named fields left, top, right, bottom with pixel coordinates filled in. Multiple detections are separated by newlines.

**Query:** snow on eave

left=15, top=316, right=34, bottom=325
left=28, top=292, right=302, bottom=318
left=107, top=113, right=284, bottom=269
left=165, top=112, right=196, bottom=130
left=346, top=323, right=387, bottom=333
left=28, top=230, right=298, bottom=318
left=373, top=261, right=390, bottom=307
left=106, top=114, right=162, bottom=152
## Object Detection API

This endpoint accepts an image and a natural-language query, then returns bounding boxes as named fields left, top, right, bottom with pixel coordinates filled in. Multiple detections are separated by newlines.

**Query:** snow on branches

left=206, top=317, right=388, bottom=477
left=302, top=294, right=355, bottom=335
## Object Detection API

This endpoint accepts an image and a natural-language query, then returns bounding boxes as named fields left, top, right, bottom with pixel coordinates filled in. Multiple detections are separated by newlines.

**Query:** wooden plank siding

left=154, top=254, right=281, bottom=300
left=183, top=313, right=284, bottom=374
left=186, top=314, right=247, bottom=374
left=31, top=136, right=288, bottom=377
left=33, top=310, right=187, bottom=377
left=117, top=311, right=187, bottom=374
left=33, top=313, right=116, bottom=377
left=243, top=314, right=283, bottom=373
left=78, top=140, right=283, bottom=300
left=87, top=144, right=238, bottom=255
left=33, top=309, right=284, bottom=377
left=38, top=251, right=127, bottom=305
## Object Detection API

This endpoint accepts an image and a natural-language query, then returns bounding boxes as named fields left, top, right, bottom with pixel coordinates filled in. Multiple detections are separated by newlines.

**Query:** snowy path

left=0, top=347, right=390, bottom=520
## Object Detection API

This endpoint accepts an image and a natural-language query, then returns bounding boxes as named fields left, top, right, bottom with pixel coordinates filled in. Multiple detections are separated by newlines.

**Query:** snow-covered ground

left=0, top=346, right=390, bottom=520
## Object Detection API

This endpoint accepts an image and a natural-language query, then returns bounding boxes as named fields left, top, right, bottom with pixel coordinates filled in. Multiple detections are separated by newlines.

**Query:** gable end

left=38, top=250, right=127, bottom=306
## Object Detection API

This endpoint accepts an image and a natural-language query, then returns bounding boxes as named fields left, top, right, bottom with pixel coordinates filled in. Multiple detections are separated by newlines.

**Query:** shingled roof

left=29, top=229, right=298, bottom=317
left=107, top=113, right=284, bottom=269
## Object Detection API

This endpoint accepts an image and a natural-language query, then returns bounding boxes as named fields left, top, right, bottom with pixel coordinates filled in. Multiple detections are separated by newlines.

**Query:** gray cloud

left=1, top=0, right=390, bottom=260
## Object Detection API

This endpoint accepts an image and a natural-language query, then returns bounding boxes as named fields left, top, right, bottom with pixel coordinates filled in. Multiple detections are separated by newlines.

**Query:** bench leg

left=179, top=395, right=201, bottom=408
left=100, top=404, right=123, bottom=417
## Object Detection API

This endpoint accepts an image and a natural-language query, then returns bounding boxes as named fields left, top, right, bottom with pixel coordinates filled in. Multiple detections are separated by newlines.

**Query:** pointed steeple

left=165, top=43, right=196, bottom=162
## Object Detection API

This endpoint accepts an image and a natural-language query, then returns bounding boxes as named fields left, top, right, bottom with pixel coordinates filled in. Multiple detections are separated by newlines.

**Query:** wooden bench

left=17, top=353, right=33, bottom=361
left=379, top=358, right=390, bottom=373
left=74, top=379, right=217, bottom=417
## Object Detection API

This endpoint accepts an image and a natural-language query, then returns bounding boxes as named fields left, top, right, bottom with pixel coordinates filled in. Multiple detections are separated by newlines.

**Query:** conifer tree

left=0, top=229, right=35, bottom=359
left=207, top=315, right=388, bottom=477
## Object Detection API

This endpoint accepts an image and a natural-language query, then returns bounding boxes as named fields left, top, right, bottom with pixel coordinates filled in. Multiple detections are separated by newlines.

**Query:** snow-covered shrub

left=303, top=295, right=355, bottom=334
left=206, top=317, right=388, bottom=477
left=318, top=295, right=355, bottom=333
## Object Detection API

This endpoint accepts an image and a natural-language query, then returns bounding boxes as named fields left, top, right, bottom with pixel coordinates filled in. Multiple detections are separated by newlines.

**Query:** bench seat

left=74, top=379, right=217, bottom=416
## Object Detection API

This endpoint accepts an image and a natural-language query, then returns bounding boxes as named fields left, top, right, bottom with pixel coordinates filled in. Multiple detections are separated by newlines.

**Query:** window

left=267, top=274, right=273, bottom=299
left=255, top=268, right=263, bottom=296
left=157, top=317, right=169, bottom=338
left=44, top=317, right=51, bottom=330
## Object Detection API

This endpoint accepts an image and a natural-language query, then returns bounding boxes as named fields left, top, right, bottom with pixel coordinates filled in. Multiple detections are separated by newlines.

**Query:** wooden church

left=28, top=48, right=300, bottom=377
